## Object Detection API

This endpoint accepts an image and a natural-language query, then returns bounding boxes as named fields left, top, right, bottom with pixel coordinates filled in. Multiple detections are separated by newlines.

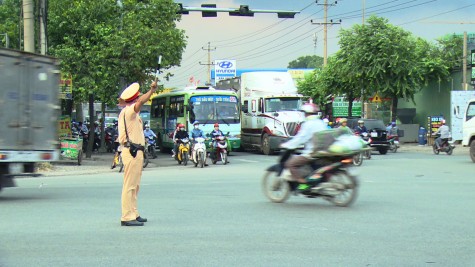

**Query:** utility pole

left=39, top=0, right=47, bottom=55
left=199, top=42, right=216, bottom=85
left=311, top=0, right=340, bottom=67
left=362, top=0, right=365, bottom=25
left=23, top=0, right=35, bottom=52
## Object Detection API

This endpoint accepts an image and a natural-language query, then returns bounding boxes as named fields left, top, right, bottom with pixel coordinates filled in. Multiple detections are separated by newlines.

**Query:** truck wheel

left=262, top=134, right=274, bottom=155
left=470, top=141, right=475, bottom=163
left=378, top=147, right=388, bottom=155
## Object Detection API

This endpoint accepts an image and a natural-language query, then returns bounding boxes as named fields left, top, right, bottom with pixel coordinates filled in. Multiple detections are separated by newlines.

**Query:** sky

left=163, top=0, right=475, bottom=88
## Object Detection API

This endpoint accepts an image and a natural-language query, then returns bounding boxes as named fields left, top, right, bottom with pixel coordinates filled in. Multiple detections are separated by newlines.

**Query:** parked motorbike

left=192, top=137, right=207, bottom=168
left=262, top=149, right=359, bottom=207
left=432, top=134, right=455, bottom=155
left=388, top=135, right=400, bottom=153
left=176, top=138, right=190, bottom=165
left=105, top=127, right=117, bottom=153
left=210, top=135, right=228, bottom=165
left=145, top=136, right=157, bottom=159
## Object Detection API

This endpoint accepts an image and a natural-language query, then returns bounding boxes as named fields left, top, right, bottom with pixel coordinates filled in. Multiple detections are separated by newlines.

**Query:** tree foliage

left=0, top=0, right=21, bottom=49
left=48, top=0, right=187, bottom=105
left=298, top=16, right=452, bottom=121
left=288, top=55, right=323, bottom=69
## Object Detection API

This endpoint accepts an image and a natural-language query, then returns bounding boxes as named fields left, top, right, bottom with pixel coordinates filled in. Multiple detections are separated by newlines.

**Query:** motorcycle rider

left=434, top=119, right=450, bottom=150
left=388, top=122, right=398, bottom=136
left=353, top=119, right=368, bottom=134
left=338, top=118, right=354, bottom=135
left=190, top=121, right=208, bottom=165
left=144, top=125, right=157, bottom=140
left=209, top=123, right=225, bottom=148
left=174, top=123, right=189, bottom=159
left=280, top=103, right=327, bottom=187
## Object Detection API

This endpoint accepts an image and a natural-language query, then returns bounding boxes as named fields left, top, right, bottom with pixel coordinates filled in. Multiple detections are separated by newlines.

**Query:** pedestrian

left=118, top=81, right=157, bottom=226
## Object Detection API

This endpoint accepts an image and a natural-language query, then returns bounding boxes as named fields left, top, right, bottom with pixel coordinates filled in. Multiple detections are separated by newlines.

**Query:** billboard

left=214, top=60, right=236, bottom=85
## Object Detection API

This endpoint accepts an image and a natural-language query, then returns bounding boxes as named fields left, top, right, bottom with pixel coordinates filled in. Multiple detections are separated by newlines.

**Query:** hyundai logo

left=217, top=61, right=233, bottom=69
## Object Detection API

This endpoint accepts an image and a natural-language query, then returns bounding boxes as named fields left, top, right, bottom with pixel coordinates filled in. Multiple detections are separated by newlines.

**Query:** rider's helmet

left=323, top=118, right=329, bottom=124
left=441, top=119, right=446, bottom=124
left=193, top=121, right=200, bottom=126
left=340, top=118, right=348, bottom=123
left=358, top=119, right=364, bottom=125
left=300, top=103, right=319, bottom=114
left=178, top=123, right=185, bottom=131
left=391, top=121, right=396, bottom=126
left=214, top=123, right=219, bottom=128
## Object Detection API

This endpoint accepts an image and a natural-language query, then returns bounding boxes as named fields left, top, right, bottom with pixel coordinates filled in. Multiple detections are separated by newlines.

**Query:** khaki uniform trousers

left=121, top=148, right=144, bottom=221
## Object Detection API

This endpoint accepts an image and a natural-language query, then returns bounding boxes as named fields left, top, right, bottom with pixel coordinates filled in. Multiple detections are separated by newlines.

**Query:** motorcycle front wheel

left=446, top=146, right=453, bottom=155
left=352, top=153, right=363, bottom=166
left=326, top=171, right=358, bottom=207
left=183, top=152, right=189, bottom=166
left=389, top=144, right=398, bottom=153
left=262, top=171, right=291, bottom=203
left=199, top=151, right=205, bottom=168
left=221, top=151, right=227, bottom=165
left=143, top=152, right=149, bottom=168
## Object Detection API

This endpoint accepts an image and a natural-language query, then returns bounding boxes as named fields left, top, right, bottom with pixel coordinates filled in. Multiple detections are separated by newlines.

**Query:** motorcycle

left=432, top=134, right=455, bottom=155
left=210, top=135, right=228, bottom=165
left=175, top=138, right=190, bottom=166
left=145, top=136, right=157, bottom=159
left=192, top=137, right=208, bottom=168
left=105, top=127, right=117, bottom=153
left=388, top=135, right=400, bottom=153
left=262, top=149, right=359, bottom=207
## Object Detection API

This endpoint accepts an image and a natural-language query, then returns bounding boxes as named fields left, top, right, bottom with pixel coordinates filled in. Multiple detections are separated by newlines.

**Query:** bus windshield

left=265, top=97, right=301, bottom=112
left=190, top=95, right=240, bottom=125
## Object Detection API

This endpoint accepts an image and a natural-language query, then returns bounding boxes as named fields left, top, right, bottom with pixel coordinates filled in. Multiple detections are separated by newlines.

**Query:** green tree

left=288, top=55, right=323, bottom=69
left=0, top=0, right=21, bottom=49
left=47, top=0, right=186, bottom=157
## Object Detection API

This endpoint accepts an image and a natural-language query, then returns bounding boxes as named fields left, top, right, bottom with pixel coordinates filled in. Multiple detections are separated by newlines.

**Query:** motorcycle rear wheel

left=262, top=171, right=291, bottom=203
left=326, top=171, right=358, bottom=207
left=432, top=144, right=440, bottom=155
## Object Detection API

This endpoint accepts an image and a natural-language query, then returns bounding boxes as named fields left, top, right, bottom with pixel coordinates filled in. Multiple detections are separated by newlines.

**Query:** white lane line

left=236, top=159, right=260, bottom=163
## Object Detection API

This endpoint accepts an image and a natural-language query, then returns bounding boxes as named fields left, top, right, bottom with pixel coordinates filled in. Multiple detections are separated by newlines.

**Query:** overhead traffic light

left=229, top=5, right=254, bottom=17
left=175, top=3, right=299, bottom=19
left=201, top=4, right=217, bottom=17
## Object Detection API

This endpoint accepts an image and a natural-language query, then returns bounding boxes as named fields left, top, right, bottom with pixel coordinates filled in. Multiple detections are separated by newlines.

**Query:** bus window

left=170, top=95, right=185, bottom=117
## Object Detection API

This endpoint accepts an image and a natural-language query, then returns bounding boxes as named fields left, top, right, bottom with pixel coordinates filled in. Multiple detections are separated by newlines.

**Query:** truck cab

left=462, top=98, right=475, bottom=162
left=238, top=72, right=305, bottom=155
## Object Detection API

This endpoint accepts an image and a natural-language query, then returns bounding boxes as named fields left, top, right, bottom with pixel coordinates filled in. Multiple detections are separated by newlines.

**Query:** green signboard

left=332, top=97, right=362, bottom=117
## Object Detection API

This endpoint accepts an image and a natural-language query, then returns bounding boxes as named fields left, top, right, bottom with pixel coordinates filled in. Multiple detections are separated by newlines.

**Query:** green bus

left=150, top=86, right=241, bottom=153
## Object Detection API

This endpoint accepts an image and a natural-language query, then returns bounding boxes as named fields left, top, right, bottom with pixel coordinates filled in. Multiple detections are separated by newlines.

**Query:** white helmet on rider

left=358, top=119, right=364, bottom=124
left=300, top=103, right=319, bottom=114
left=441, top=119, right=446, bottom=124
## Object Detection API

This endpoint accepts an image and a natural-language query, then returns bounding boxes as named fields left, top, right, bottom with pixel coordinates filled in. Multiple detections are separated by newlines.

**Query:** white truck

left=0, top=48, right=60, bottom=191
left=462, top=98, right=475, bottom=162
left=217, top=71, right=305, bottom=155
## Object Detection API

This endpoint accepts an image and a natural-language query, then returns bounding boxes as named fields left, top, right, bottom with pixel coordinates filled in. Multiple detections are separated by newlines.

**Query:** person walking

left=118, top=81, right=157, bottom=226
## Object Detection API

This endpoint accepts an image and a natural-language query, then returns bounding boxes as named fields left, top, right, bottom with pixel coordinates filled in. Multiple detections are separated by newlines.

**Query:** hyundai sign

left=214, top=59, right=236, bottom=85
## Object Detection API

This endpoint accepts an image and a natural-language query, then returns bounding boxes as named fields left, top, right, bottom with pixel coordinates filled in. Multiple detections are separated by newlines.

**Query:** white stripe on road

left=236, top=159, right=260, bottom=163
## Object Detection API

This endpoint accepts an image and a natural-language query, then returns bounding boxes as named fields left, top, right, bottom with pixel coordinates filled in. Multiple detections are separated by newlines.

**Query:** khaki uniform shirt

left=118, top=104, right=145, bottom=146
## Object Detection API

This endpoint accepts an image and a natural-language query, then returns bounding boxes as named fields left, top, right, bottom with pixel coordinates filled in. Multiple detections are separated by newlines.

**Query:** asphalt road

left=1, top=149, right=474, bottom=266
